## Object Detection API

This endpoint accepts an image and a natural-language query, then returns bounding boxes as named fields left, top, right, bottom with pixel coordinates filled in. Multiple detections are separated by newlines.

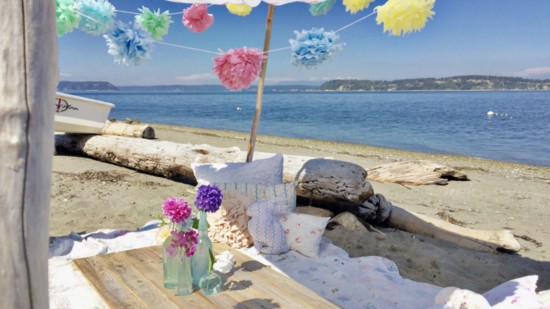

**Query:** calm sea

left=71, top=91, right=550, bottom=167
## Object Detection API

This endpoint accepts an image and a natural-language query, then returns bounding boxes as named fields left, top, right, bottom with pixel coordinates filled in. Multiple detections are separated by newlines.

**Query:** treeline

left=58, top=81, right=119, bottom=91
left=319, top=75, right=550, bottom=91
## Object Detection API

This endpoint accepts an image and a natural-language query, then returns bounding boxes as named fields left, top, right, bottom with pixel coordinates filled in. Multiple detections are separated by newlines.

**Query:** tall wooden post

left=246, top=5, right=275, bottom=163
left=0, top=0, right=57, bottom=307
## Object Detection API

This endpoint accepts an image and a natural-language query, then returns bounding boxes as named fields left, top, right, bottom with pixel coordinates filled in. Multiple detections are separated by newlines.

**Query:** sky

left=58, top=0, right=550, bottom=86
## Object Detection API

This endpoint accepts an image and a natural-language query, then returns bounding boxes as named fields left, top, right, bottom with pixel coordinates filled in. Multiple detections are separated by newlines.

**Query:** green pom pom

left=56, top=0, right=80, bottom=37
left=135, top=6, right=173, bottom=41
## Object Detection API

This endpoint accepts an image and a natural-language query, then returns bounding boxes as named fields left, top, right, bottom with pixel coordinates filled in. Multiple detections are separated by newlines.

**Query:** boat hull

left=54, top=92, right=115, bottom=134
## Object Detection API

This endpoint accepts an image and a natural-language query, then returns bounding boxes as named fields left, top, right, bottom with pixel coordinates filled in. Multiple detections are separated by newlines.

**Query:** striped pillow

left=206, top=182, right=296, bottom=249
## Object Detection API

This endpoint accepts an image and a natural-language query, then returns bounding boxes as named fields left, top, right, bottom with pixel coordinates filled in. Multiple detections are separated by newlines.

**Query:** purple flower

left=162, top=197, right=192, bottom=223
left=183, top=230, right=199, bottom=257
left=195, top=185, right=223, bottom=213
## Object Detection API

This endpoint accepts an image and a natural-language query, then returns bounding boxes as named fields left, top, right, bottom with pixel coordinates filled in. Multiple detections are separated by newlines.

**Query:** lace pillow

left=247, top=199, right=290, bottom=255
left=279, top=213, right=330, bottom=258
left=207, top=182, right=297, bottom=249
left=192, top=153, right=284, bottom=185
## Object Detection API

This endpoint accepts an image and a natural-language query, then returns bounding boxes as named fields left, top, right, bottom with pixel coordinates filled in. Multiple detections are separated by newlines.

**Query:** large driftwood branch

left=101, top=121, right=155, bottom=139
left=1, top=0, right=57, bottom=307
left=54, top=134, right=521, bottom=253
left=368, top=160, right=469, bottom=185
left=389, top=206, right=521, bottom=252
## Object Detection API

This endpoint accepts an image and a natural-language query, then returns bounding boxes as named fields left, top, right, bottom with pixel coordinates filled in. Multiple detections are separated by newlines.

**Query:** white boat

left=54, top=92, right=115, bottom=134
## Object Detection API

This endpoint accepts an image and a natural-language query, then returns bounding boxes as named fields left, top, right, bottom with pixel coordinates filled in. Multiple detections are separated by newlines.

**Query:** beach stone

left=294, top=158, right=374, bottom=214
left=329, top=212, right=368, bottom=232
left=357, top=194, right=393, bottom=224
left=367, top=160, right=469, bottom=185
left=294, top=206, right=334, bottom=218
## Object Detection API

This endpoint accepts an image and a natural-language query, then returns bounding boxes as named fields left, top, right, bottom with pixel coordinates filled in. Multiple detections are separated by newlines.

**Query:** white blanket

left=49, top=222, right=548, bottom=309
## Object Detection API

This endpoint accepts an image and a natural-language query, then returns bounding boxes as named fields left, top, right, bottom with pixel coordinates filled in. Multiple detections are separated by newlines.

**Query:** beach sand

left=50, top=124, right=550, bottom=293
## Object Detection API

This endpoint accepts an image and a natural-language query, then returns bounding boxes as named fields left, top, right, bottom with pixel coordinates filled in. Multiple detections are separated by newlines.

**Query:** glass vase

left=162, top=222, right=182, bottom=289
left=191, top=211, right=213, bottom=286
left=198, top=270, right=223, bottom=295
left=177, top=254, right=194, bottom=295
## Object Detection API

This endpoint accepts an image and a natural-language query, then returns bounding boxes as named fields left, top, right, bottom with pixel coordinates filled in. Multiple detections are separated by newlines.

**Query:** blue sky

left=58, top=0, right=550, bottom=86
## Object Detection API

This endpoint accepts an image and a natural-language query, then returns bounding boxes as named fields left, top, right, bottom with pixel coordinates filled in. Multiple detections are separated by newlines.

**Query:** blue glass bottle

left=191, top=211, right=212, bottom=286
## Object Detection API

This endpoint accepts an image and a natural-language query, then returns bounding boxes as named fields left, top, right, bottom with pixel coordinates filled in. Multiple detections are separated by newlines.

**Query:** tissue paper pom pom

left=343, top=0, right=375, bottom=14
left=135, top=7, right=173, bottom=40
left=103, top=22, right=154, bottom=66
left=309, top=0, right=336, bottom=16
left=376, top=0, right=435, bottom=36
left=213, top=48, right=264, bottom=91
left=182, top=4, right=214, bottom=33
left=226, top=4, right=253, bottom=16
left=56, top=0, right=80, bottom=37
left=289, top=28, right=343, bottom=69
left=77, top=0, right=116, bottom=36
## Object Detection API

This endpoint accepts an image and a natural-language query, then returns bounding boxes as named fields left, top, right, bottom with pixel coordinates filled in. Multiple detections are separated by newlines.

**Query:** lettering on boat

left=55, top=97, right=79, bottom=113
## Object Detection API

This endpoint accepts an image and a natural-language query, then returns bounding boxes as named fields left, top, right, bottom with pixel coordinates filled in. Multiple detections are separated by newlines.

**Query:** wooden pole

left=0, top=0, right=57, bottom=307
left=246, top=5, right=275, bottom=163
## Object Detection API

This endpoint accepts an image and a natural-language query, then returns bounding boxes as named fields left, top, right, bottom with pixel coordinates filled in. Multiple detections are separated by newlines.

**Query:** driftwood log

left=390, top=206, right=521, bottom=252
left=367, top=160, right=469, bottom=185
left=102, top=121, right=155, bottom=139
left=1, top=0, right=57, bottom=307
left=54, top=134, right=521, bottom=252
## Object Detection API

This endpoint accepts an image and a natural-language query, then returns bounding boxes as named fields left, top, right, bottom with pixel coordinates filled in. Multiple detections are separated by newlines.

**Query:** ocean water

left=71, top=91, right=550, bottom=167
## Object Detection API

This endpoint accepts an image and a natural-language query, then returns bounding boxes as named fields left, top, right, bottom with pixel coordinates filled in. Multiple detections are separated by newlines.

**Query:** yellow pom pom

left=376, top=0, right=435, bottom=36
left=343, top=0, right=375, bottom=14
left=226, top=3, right=253, bottom=16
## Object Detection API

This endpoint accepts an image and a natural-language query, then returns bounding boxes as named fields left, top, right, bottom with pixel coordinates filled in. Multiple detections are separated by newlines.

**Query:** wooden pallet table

left=73, top=244, right=341, bottom=308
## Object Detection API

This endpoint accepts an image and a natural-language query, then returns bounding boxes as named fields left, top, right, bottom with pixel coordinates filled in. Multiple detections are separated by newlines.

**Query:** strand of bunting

left=56, top=0, right=436, bottom=90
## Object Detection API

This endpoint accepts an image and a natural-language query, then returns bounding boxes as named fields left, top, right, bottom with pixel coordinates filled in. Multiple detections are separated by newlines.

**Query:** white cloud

left=59, top=72, right=71, bottom=78
left=514, top=66, right=550, bottom=79
left=175, top=73, right=218, bottom=84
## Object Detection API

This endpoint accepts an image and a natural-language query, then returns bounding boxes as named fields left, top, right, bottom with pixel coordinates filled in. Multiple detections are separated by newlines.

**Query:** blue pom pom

left=103, top=22, right=154, bottom=66
left=309, top=0, right=336, bottom=16
left=78, top=0, right=116, bottom=35
left=289, top=28, right=343, bottom=69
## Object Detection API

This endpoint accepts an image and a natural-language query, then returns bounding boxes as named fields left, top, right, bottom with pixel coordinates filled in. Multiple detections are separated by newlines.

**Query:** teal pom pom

left=103, top=22, right=154, bottom=66
left=56, top=0, right=80, bottom=37
left=309, top=0, right=336, bottom=16
left=289, top=28, right=343, bottom=69
left=77, top=0, right=116, bottom=36
left=135, top=6, right=173, bottom=41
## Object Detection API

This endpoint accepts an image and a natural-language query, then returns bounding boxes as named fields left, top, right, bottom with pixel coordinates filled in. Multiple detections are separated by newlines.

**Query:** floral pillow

left=279, top=213, right=330, bottom=258
left=483, top=275, right=543, bottom=308
left=247, top=199, right=290, bottom=255
left=207, top=182, right=296, bottom=249
left=191, top=153, right=284, bottom=185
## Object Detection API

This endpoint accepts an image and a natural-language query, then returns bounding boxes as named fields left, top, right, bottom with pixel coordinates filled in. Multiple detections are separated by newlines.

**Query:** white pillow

left=247, top=199, right=290, bottom=255
left=279, top=213, right=330, bottom=258
left=192, top=153, right=284, bottom=185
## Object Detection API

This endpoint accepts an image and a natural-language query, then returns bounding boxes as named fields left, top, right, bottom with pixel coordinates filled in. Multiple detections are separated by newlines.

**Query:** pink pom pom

left=213, top=48, right=264, bottom=91
left=182, top=4, right=214, bottom=33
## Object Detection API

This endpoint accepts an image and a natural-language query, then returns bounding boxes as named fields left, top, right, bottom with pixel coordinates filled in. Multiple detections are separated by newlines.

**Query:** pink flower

left=182, top=4, right=214, bottom=33
left=213, top=47, right=264, bottom=91
left=162, top=197, right=191, bottom=223
left=183, top=230, right=199, bottom=257
left=165, top=230, right=199, bottom=257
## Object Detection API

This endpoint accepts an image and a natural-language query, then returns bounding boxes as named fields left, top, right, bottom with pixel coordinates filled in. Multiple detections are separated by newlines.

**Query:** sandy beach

left=50, top=124, right=550, bottom=293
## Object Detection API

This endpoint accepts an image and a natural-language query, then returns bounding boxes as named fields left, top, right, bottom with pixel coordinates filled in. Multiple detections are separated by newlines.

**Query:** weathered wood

left=0, top=0, right=57, bottom=308
left=102, top=121, right=155, bottom=139
left=73, top=245, right=340, bottom=308
left=389, top=206, right=521, bottom=252
left=55, top=134, right=242, bottom=183
left=367, top=160, right=469, bottom=185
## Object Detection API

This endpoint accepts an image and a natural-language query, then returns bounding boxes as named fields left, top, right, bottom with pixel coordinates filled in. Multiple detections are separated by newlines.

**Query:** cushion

left=279, top=213, right=330, bottom=258
left=483, top=275, right=543, bottom=308
left=247, top=198, right=290, bottom=255
left=430, top=287, right=491, bottom=309
left=207, top=182, right=297, bottom=249
left=192, top=153, right=284, bottom=185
